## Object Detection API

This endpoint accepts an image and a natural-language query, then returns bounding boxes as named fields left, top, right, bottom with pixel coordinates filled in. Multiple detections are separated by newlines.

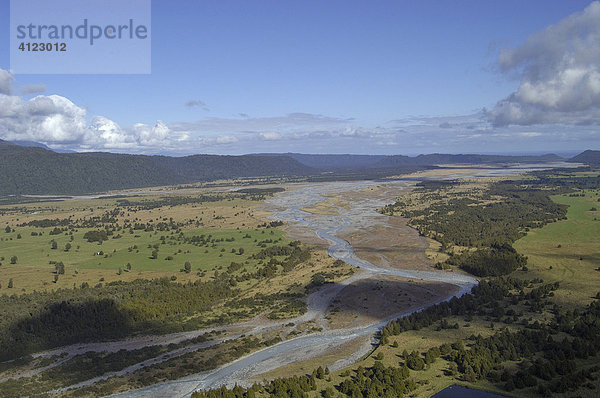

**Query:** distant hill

left=0, top=145, right=187, bottom=195
left=255, top=153, right=387, bottom=170
left=152, top=154, right=312, bottom=181
left=0, top=140, right=585, bottom=196
left=8, top=140, right=76, bottom=153
left=258, top=152, right=564, bottom=169
left=569, top=150, right=600, bottom=164
left=0, top=145, right=313, bottom=195
left=374, top=153, right=564, bottom=167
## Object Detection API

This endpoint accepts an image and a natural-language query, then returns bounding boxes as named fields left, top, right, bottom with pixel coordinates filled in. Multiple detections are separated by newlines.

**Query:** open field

left=514, top=190, right=600, bottom=308
left=0, top=190, right=300, bottom=293
left=0, top=226, right=286, bottom=292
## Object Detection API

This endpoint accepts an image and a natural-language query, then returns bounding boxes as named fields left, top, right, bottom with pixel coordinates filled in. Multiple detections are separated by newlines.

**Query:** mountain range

left=0, top=139, right=597, bottom=195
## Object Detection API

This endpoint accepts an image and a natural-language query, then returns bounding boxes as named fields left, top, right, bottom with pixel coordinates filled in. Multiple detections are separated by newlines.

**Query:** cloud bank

left=0, top=69, right=14, bottom=95
left=488, top=1, right=600, bottom=126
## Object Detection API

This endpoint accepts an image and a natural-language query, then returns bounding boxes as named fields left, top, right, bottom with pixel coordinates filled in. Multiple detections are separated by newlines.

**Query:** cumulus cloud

left=0, top=68, right=183, bottom=151
left=87, top=116, right=136, bottom=149
left=0, top=69, right=13, bottom=95
left=488, top=1, right=600, bottom=126
left=133, top=120, right=171, bottom=146
left=0, top=94, right=87, bottom=143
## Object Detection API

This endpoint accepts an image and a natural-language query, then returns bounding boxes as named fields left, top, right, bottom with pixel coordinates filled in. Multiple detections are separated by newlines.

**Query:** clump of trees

left=193, top=361, right=416, bottom=398
left=446, top=242, right=527, bottom=276
left=83, top=230, right=109, bottom=243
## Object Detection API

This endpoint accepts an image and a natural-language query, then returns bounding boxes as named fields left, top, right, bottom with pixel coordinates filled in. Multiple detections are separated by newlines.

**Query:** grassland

left=513, top=190, right=600, bottom=309
left=0, top=191, right=289, bottom=293
left=0, top=225, right=286, bottom=291
left=3, top=171, right=599, bottom=397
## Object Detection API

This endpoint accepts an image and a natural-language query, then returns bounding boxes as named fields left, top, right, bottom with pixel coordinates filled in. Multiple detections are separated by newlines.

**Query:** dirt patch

left=325, top=275, right=459, bottom=330
left=280, top=224, right=329, bottom=247
left=340, top=215, right=434, bottom=272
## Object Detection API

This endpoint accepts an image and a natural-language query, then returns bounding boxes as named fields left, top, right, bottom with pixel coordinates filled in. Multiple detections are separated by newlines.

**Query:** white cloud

left=0, top=94, right=87, bottom=143
left=259, top=131, right=282, bottom=140
left=133, top=120, right=171, bottom=146
left=215, top=135, right=238, bottom=144
left=489, top=1, right=600, bottom=126
left=0, top=69, right=13, bottom=95
left=88, top=116, right=136, bottom=149
left=517, top=132, right=543, bottom=138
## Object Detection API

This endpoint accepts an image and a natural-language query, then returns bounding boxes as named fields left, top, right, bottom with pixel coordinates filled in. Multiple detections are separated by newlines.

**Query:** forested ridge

left=257, top=152, right=567, bottom=169
left=2, top=139, right=594, bottom=195
left=0, top=142, right=313, bottom=195
left=568, top=149, right=600, bottom=165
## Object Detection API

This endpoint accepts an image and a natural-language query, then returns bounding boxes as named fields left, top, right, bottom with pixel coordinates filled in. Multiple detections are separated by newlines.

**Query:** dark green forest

left=2, top=139, right=595, bottom=195
left=0, top=141, right=313, bottom=195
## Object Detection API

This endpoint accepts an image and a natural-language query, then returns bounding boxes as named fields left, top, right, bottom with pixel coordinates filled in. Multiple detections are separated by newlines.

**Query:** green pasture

left=0, top=226, right=286, bottom=274
left=514, top=190, right=600, bottom=308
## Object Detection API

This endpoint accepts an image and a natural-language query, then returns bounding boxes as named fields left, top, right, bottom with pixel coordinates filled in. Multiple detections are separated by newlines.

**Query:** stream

left=113, top=180, right=477, bottom=397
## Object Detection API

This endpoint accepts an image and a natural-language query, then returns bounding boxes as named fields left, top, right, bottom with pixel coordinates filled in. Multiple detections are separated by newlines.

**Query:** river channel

left=113, top=180, right=477, bottom=397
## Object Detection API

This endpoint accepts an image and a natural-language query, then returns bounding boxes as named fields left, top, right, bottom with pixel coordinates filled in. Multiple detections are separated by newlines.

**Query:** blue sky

left=0, top=0, right=598, bottom=155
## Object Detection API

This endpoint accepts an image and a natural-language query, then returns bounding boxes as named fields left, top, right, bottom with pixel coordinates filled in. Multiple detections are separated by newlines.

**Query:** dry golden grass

left=0, top=265, right=201, bottom=293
